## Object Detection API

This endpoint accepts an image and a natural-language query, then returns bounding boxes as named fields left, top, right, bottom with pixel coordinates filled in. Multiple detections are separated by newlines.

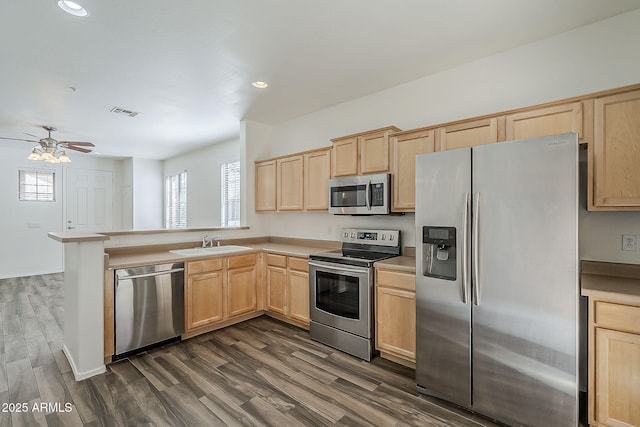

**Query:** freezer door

left=415, top=148, right=472, bottom=408
left=471, top=134, right=578, bottom=426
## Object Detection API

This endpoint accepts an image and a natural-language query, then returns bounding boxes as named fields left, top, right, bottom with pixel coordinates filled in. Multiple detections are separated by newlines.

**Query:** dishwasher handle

left=118, top=267, right=184, bottom=281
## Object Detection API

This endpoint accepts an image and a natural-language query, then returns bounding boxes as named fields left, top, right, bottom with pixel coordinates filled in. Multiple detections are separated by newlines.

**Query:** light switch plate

left=622, top=234, right=638, bottom=251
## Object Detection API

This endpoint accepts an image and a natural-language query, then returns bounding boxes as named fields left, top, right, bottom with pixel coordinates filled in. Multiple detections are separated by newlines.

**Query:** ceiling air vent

left=110, top=107, right=140, bottom=117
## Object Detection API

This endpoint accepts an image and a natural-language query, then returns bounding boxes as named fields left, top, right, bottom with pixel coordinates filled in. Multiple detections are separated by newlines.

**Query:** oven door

left=308, top=259, right=373, bottom=339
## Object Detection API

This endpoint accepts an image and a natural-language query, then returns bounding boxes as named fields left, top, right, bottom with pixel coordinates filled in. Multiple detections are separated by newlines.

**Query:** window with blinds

left=165, top=171, right=187, bottom=228
left=18, top=169, right=55, bottom=202
left=221, top=161, right=240, bottom=227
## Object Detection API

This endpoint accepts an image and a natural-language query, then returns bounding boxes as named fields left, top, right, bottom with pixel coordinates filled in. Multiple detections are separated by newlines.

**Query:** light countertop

left=581, top=260, right=640, bottom=305
left=106, top=239, right=339, bottom=269
left=374, top=256, right=416, bottom=274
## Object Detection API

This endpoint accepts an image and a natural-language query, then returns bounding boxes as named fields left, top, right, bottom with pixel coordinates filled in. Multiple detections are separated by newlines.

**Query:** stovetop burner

left=309, top=228, right=401, bottom=267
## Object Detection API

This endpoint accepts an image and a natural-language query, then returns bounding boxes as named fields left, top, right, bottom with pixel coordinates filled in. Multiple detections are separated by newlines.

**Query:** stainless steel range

left=309, top=228, right=400, bottom=361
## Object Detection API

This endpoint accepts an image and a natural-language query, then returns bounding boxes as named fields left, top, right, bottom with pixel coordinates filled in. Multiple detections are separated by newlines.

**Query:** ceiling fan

left=0, top=125, right=95, bottom=163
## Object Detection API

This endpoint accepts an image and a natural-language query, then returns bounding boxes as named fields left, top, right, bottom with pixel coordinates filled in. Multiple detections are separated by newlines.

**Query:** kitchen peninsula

left=49, top=229, right=342, bottom=380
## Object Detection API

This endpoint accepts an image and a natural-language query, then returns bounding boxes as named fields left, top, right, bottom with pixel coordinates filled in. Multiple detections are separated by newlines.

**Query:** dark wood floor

left=0, top=273, right=499, bottom=426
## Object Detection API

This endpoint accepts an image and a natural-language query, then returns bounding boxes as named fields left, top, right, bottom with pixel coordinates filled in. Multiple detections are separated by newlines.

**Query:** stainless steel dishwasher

left=115, top=262, right=185, bottom=357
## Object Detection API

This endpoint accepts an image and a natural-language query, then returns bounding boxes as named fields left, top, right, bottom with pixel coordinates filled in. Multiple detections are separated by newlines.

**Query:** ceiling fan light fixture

left=58, top=0, right=90, bottom=17
left=58, top=151, right=72, bottom=163
left=40, top=151, right=54, bottom=160
left=27, top=148, right=42, bottom=161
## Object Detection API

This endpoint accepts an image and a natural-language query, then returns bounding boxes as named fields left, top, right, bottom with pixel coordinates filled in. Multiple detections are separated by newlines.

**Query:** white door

left=65, top=168, right=113, bottom=232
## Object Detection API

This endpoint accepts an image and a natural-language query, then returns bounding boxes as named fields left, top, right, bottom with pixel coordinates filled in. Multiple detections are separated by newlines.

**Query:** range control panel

left=340, top=228, right=400, bottom=247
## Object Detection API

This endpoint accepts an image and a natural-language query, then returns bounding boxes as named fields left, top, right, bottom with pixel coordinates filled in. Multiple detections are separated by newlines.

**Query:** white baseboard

left=62, top=345, right=107, bottom=381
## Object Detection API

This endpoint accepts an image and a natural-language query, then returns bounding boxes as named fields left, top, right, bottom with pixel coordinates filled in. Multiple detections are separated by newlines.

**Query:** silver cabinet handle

left=473, top=192, right=481, bottom=306
left=461, top=193, right=470, bottom=304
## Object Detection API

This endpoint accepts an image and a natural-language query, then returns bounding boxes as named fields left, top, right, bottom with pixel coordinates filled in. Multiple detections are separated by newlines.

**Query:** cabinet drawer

left=188, top=258, right=223, bottom=274
left=227, top=253, right=257, bottom=269
left=376, top=269, right=415, bottom=291
left=266, top=253, right=287, bottom=268
left=288, top=256, right=308, bottom=272
left=595, top=301, right=640, bottom=334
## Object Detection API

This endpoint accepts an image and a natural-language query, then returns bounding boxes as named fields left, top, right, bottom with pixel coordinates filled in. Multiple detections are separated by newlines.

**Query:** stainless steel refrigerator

left=415, top=133, right=579, bottom=426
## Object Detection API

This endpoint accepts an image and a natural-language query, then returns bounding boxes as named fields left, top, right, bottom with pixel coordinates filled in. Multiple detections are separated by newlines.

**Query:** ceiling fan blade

left=0, top=136, right=40, bottom=143
left=24, top=132, right=41, bottom=138
left=65, top=145, right=92, bottom=153
left=58, top=141, right=95, bottom=147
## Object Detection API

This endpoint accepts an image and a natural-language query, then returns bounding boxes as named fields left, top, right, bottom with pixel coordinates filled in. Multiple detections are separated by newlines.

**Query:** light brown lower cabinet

left=375, top=268, right=416, bottom=366
left=227, top=254, right=258, bottom=318
left=288, top=258, right=309, bottom=326
left=185, top=254, right=258, bottom=332
left=589, top=299, right=640, bottom=427
left=186, top=258, right=225, bottom=330
left=265, top=253, right=310, bottom=328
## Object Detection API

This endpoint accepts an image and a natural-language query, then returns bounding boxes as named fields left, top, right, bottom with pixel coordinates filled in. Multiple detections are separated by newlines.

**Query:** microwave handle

left=365, top=180, right=371, bottom=211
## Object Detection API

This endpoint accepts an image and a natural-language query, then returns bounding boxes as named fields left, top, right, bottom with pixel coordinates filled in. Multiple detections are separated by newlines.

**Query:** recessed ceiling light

left=58, top=1, right=90, bottom=17
left=251, top=81, right=269, bottom=89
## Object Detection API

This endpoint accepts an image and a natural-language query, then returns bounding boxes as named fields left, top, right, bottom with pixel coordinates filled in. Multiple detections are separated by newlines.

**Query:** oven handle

left=308, top=261, right=370, bottom=275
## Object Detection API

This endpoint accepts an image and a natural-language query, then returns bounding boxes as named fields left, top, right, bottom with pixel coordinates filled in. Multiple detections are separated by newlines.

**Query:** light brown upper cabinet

left=592, top=89, right=640, bottom=209
left=436, top=117, right=500, bottom=150
left=304, top=148, right=331, bottom=211
left=331, top=137, right=359, bottom=177
left=276, top=155, right=304, bottom=211
left=331, top=126, right=401, bottom=177
left=390, top=128, right=435, bottom=212
left=255, top=160, right=277, bottom=212
left=505, top=102, right=583, bottom=141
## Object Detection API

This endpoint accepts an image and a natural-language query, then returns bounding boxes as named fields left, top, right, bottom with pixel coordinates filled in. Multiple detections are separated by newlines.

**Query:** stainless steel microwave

left=328, top=173, right=390, bottom=215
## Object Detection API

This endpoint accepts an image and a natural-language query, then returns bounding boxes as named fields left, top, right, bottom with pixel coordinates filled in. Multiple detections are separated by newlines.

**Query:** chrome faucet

left=201, top=236, right=222, bottom=248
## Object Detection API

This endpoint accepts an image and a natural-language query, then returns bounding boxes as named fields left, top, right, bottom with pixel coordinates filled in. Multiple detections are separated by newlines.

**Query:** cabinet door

left=227, top=266, right=257, bottom=318
left=375, top=286, right=416, bottom=362
left=595, top=328, right=640, bottom=426
left=255, top=160, right=277, bottom=212
left=288, top=269, right=309, bottom=326
left=505, top=102, right=583, bottom=141
left=186, top=271, right=224, bottom=330
left=593, top=90, right=640, bottom=208
left=304, top=148, right=331, bottom=211
left=331, top=137, right=358, bottom=177
left=437, top=118, right=499, bottom=150
left=359, top=131, right=390, bottom=174
left=277, top=155, right=304, bottom=211
left=391, top=129, right=435, bottom=212
left=266, top=265, right=287, bottom=315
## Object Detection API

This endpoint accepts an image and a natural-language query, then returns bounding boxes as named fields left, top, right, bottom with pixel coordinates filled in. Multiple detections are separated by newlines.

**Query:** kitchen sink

left=169, top=245, right=252, bottom=256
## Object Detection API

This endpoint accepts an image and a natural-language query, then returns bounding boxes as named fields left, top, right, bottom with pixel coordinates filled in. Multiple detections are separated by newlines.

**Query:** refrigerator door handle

left=473, top=192, right=481, bottom=306
left=461, top=192, right=470, bottom=304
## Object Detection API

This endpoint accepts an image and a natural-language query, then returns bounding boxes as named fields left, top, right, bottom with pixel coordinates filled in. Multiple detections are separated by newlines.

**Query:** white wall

left=245, top=9, right=640, bottom=262
left=164, top=138, right=240, bottom=228
left=0, top=143, right=123, bottom=278
left=132, top=158, right=163, bottom=229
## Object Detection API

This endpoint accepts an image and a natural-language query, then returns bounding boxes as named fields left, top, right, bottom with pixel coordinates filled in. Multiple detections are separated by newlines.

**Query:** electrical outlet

left=622, top=234, right=638, bottom=251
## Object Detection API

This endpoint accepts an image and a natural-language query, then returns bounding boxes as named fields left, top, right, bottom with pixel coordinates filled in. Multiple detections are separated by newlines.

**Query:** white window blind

left=221, top=161, right=240, bottom=227
left=165, top=171, right=187, bottom=228
left=18, top=169, right=55, bottom=202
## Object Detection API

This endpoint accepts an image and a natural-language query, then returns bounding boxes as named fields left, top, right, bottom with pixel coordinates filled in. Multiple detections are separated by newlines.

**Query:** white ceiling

left=1, top=0, right=639, bottom=160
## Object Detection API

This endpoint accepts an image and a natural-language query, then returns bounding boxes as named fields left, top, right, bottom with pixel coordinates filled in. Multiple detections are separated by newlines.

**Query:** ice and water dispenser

left=422, top=226, right=457, bottom=280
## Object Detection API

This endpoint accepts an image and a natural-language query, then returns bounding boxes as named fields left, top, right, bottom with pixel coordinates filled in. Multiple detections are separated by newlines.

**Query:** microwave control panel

left=341, top=228, right=400, bottom=247
left=371, top=183, right=385, bottom=206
